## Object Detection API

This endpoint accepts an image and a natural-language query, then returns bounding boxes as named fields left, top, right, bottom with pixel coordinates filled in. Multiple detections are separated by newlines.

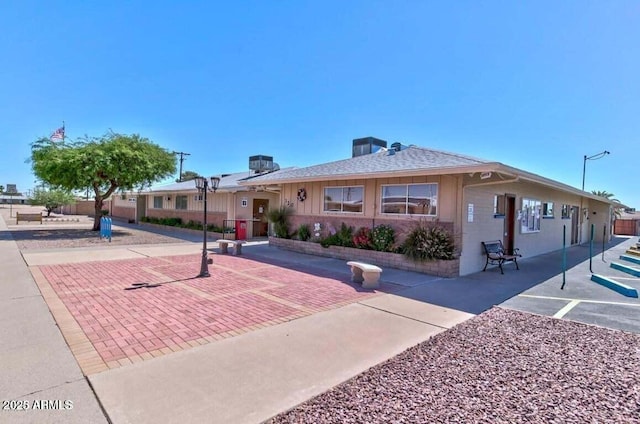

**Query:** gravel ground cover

left=10, top=225, right=185, bottom=249
left=267, top=307, right=640, bottom=423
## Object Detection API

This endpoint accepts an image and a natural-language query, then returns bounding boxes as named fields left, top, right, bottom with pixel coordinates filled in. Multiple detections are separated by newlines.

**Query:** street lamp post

left=579, top=150, right=609, bottom=244
left=195, top=176, right=221, bottom=277
left=582, top=150, right=610, bottom=191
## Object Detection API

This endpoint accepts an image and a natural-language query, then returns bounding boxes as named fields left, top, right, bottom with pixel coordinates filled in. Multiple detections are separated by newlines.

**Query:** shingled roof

left=243, top=146, right=495, bottom=183
left=143, top=171, right=259, bottom=193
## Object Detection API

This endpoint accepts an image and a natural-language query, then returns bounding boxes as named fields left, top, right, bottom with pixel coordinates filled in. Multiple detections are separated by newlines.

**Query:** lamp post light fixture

left=582, top=150, right=610, bottom=191
left=195, top=176, right=221, bottom=277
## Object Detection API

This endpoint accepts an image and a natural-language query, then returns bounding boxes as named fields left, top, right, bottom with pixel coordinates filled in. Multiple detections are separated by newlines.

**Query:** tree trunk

left=92, top=196, right=104, bottom=231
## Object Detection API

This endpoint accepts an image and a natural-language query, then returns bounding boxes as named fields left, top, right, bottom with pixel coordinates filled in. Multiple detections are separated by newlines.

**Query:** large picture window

left=381, top=183, right=437, bottom=215
left=153, top=196, right=163, bottom=209
left=175, top=195, right=188, bottom=210
left=521, top=198, right=541, bottom=233
left=323, top=186, right=363, bottom=213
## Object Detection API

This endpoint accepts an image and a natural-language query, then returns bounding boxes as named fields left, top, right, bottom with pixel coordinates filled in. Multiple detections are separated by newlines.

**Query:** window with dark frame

left=153, top=196, right=163, bottom=209
left=175, top=195, right=188, bottom=210
left=543, top=202, right=554, bottom=218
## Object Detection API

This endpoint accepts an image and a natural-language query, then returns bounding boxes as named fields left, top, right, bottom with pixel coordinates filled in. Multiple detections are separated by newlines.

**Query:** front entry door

left=571, top=206, right=580, bottom=245
left=504, top=195, right=516, bottom=254
left=252, top=199, right=269, bottom=237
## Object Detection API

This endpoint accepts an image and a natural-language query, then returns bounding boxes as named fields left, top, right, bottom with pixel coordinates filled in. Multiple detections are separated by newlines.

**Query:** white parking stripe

left=553, top=300, right=580, bottom=319
left=518, top=294, right=640, bottom=307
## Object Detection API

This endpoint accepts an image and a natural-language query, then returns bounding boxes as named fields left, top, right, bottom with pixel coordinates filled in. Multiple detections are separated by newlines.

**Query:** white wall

left=460, top=180, right=612, bottom=276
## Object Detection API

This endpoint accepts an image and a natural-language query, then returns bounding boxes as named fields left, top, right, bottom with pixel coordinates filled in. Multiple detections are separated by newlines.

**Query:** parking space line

left=519, top=294, right=640, bottom=307
left=553, top=300, right=580, bottom=319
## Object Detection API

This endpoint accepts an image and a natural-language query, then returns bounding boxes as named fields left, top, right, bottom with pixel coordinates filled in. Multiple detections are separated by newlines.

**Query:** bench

left=347, top=261, right=382, bottom=289
left=16, top=212, right=43, bottom=224
left=481, top=240, right=521, bottom=274
left=217, top=239, right=245, bottom=255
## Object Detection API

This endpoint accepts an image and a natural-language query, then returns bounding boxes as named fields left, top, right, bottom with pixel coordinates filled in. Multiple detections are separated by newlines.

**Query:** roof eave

left=238, top=163, right=501, bottom=185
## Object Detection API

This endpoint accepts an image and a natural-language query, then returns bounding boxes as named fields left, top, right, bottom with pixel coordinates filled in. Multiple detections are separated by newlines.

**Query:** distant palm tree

left=592, top=190, right=622, bottom=217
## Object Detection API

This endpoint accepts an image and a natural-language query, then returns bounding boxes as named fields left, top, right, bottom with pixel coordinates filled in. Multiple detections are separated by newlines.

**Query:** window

left=561, top=204, right=571, bottom=219
left=153, top=196, right=163, bottom=209
left=194, top=194, right=203, bottom=201
left=175, top=195, right=188, bottom=210
left=494, top=195, right=505, bottom=216
left=381, top=183, right=437, bottom=215
left=543, top=202, right=554, bottom=218
left=323, top=186, right=363, bottom=213
left=521, top=198, right=541, bottom=233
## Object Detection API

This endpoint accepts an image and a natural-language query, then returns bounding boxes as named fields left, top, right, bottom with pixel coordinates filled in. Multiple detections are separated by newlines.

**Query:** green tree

left=592, top=190, right=622, bottom=218
left=0, top=185, right=4, bottom=194
left=177, top=170, right=199, bottom=182
left=30, top=132, right=176, bottom=230
left=29, top=188, right=76, bottom=216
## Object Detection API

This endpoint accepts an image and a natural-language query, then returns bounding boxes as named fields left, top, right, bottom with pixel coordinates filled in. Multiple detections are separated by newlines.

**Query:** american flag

left=50, top=126, right=65, bottom=141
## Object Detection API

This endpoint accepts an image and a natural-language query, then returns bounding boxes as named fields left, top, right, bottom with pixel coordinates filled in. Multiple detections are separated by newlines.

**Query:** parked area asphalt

left=1, top=205, right=639, bottom=423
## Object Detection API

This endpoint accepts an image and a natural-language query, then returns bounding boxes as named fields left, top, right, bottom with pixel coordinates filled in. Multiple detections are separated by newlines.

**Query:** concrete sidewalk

left=0, top=213, right=108, bottom=423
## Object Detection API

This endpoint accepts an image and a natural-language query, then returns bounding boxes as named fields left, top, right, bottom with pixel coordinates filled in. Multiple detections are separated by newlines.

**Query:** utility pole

left=172, top=151, right=191, bottom=182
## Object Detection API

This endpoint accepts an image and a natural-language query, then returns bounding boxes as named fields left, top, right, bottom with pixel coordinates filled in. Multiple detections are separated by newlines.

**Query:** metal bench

left=481, top=240, right=521, bottom=274
left=217, top=239, right=245, bottom=255
left=16, top=212, right=43, bottom=224
left=347, top=261, right=382, bottom=289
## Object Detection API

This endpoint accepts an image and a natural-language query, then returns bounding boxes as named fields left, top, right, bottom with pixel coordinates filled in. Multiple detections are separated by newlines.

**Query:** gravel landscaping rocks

left=267, top=307, right=640, bottom=423
left=10, top=225, right=185, bottom=249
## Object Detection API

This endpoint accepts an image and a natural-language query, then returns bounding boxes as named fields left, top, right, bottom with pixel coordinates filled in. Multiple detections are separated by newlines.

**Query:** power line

left=172, top=151, right=191, bottom=182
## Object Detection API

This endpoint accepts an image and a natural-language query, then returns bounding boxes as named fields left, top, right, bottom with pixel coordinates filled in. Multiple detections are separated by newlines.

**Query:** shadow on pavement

left=395, top=237, right=629, bottom=315
left=243, top=236, right=629, bottom=316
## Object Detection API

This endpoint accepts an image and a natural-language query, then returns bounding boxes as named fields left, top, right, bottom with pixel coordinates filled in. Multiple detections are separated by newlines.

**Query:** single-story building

left=112, top=162, right=285, bottom=239
left=0, top=194, right=29, bottom=204
left=241, top=137, right=622, bottom=276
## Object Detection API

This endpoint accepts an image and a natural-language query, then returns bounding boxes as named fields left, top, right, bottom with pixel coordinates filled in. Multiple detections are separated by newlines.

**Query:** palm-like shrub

left=402, top=225, right=454, bottom=260
left=266, top=206, right=293, bottom=238
left=297, top=224, right=311, bottom=241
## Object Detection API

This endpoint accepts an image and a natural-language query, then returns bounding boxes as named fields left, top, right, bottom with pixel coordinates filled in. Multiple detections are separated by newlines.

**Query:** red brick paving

left=38, top=253, right=395, bottom=369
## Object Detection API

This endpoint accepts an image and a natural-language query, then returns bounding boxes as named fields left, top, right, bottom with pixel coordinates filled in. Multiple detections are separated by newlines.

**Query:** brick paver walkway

left=33, top=253, right=397, bottom=375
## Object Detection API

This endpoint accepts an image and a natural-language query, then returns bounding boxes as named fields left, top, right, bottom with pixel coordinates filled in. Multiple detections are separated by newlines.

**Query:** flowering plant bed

left=269, top=237, right=459, bottom=278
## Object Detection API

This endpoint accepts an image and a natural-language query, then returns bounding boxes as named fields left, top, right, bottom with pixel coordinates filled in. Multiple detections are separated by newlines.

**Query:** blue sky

left=2, top=1, right=638, bottom=208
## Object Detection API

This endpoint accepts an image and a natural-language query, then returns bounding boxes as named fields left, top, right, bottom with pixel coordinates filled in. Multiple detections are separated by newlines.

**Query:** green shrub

left=321, top=223, right=355, bottom=248
left=142, top=216, right=161, bottom=224
left=297, top=224, right=311, bottom=241
left=402, top=224, right=454, bottom=261
left=158, top=217, right=182, bottom=226
left=185, top=220, right=202, bottom=230
left=266, top=206, right=293, bottom=238
left=371, top=224, right=396, bottom=252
